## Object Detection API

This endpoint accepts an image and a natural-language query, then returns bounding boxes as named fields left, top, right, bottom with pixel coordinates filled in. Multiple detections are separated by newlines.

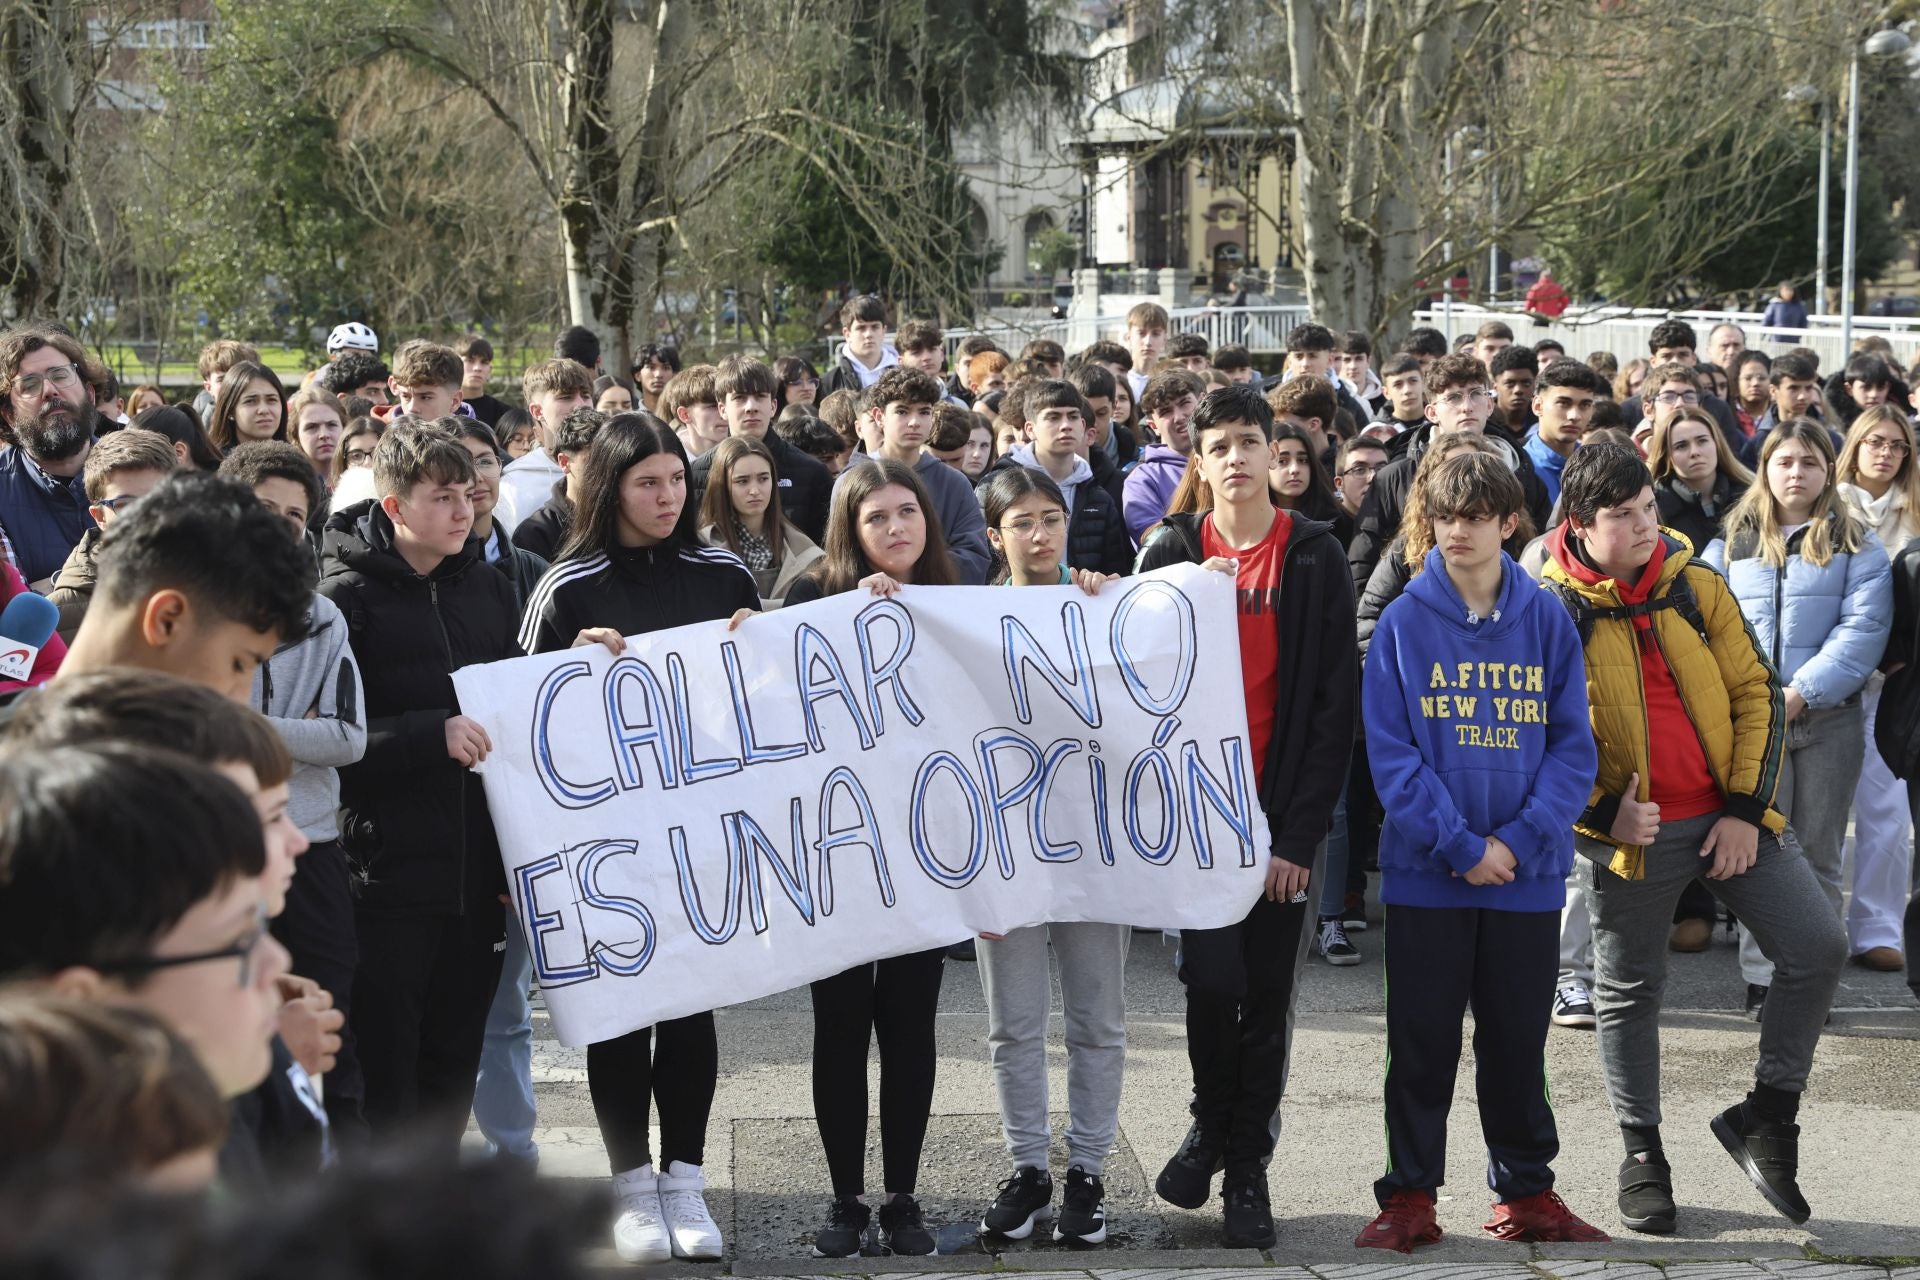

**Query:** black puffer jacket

left=318, top=501, right=524, bottom=916
left=1089, top=443, right=1127, bottom=510
left=977, top=453, right=1134, bottom=577
left=688, top=433, right=832, bottom=546
left=511, top=482, right=573, bottom=562
left=1655, top=472, right=1746, bottom=558
left=1346, top=421, right=1550, bottom=596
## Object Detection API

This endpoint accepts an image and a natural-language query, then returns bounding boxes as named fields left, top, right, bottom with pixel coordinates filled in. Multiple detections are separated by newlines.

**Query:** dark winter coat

left=977, top=450, right=1134, bottom=577
left=1654, top=472, right=1746, bottom=558
left=510, top=482, right=574, bottom=562
left=1345, top=421, right=1550, bottom=596
left=1136, top=511, right=1357, bottom=867
left=317, top=501, right=523, bottom=916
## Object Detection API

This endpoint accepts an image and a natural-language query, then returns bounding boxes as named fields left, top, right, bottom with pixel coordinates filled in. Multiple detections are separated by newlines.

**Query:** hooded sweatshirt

left=499, top=445, right=564, bottom=535
left=1364, top=549, right=1596, bottom=911
left=1007, top=442, right=1090, bottom=513
left=253, top=593, right=367, bottom=841
left=1121, top=445, right=1188, bottom=545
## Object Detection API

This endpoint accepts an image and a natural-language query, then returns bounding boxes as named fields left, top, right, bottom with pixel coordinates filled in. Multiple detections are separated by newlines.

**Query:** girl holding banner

left=971, top=467, right=1129, bottom=1246
left=518, top=413, right=762, bottom=1266
left=773, top=458, right=959, bottom=1258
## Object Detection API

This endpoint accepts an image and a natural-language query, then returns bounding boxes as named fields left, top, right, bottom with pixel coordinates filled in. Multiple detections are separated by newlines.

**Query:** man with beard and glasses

left=0, top=328, right=102, bottom=589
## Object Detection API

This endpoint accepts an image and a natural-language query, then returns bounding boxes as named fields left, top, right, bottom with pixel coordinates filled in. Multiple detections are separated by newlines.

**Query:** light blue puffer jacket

left=1702, top=515, right=1892, bottom=708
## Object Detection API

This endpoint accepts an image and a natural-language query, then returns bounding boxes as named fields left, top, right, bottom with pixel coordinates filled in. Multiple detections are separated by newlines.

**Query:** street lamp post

left=1842, top=28, right=1913, bottom=356
left=1441, top=135, right=1454, bottom=340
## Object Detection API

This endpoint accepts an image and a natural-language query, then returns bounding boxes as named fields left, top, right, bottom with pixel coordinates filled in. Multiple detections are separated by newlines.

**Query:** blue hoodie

left=1364, top=549, right=1596, bottom=911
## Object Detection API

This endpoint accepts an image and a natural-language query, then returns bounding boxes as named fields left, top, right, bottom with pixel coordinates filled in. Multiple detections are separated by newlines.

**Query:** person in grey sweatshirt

left=223, top=443, right=371, bottom=1139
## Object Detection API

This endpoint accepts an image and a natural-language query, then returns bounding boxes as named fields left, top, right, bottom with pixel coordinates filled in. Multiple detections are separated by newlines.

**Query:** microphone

left=0, top=592, right=60, bottom=683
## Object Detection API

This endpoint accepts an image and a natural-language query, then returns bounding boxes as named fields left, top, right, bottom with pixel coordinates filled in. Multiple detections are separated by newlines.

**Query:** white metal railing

left=828, top=305, right=1310, bottom=366
left=1417, top=304, right=1920, bottom=372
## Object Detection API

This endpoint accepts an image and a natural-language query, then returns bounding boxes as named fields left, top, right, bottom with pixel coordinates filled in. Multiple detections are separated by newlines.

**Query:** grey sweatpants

left=1739, top=701, right=1865, bottom=985
left=977, top=922, right=1130, bottom=1174
left=1588, top=811, right=1846, bottom=1129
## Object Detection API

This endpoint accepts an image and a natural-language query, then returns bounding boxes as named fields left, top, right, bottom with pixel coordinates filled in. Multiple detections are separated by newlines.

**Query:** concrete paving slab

left=1528, top=1262, right=1666, bottom=1280
left=1756, top=1263, right=1893, bottom=1280
left=514, top=906, right=1920, bottom=1270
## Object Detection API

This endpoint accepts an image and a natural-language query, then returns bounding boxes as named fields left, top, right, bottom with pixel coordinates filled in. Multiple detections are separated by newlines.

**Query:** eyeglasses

left=345, top=447, right=377, bottom=465
left=469, top=454, right=502, bottom=473
left=1340, top=463, right=1382, bottom=479
left=11, top=363, right=81, bottom=399
left=786, top=377, right=819, bottom=388
left=92, top=493, right=144, bottom=514
left=1654, top=390, right=1701, bottom=406
left=95, top=905, right=269, bottom=988
left=1000, top=512, right=1068, bottom=537
left=1863, top=436, right=1911, bottom=457
left=1435, top=388, right=1495, bottom=408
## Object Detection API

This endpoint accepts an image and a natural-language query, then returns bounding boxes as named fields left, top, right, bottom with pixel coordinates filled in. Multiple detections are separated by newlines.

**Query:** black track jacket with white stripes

left=518, top=535, right=762, bottom=658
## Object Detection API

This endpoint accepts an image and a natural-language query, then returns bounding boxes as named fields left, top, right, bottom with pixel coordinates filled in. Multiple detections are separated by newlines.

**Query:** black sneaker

left=1551, top=981, right=1598, bottom=1028
left=979, top=1166, right=1052, bottom=1239
left=1617, top=1151, right=1676, bottom=1234
left=1711, top=1103, right=1810, bottom=1224
left=812, top=1196, right=870, bottom=1258
left=1316, top=916, right=1361, bottom=966
left=1221, top=1170, right=1276, bottom=1249
left=1053, top=1165, right=1107, bottom=1244
left=1155, top=1119, right=1227, bottom=1209
left=1342, top=891, right=1368, bottom=932
left=878, top=1195, right=936, bottom=1255
left=1745, top=984, right=1769, bottom=1022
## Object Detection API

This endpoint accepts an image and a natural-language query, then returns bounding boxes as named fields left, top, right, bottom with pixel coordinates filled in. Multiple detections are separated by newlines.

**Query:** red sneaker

left=1355, top=1190, right=1444, bottom=1253
left=1484, top=1189, right=1611, bottom=1242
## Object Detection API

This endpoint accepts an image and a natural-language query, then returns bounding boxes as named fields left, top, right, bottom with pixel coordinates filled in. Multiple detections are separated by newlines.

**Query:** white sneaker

left=611, top=1166, right=672, bottom=1264
left=659, top=1160, right=724, bottom=1259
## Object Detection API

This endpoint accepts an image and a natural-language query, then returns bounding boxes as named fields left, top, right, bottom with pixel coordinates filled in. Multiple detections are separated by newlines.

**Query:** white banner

left=453, top=562, right=1269, bottom=1047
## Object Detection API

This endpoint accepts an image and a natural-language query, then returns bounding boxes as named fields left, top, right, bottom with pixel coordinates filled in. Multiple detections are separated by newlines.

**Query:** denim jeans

left=472, top=910, right=538, bottom=1163
left=1848, top=683, right=1913, bottom=953
left=1319, top=785, right=1350, bottom=918
left=1739, top=700, right=1865, bottom=985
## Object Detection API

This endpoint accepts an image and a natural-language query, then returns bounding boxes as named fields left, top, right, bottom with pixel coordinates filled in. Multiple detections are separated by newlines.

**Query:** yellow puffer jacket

left=1541, top=533, right=1787, bottom=880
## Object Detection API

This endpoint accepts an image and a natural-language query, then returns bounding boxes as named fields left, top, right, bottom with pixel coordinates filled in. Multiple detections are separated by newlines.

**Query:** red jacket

left=1526, top=277, right=1570, bottom=318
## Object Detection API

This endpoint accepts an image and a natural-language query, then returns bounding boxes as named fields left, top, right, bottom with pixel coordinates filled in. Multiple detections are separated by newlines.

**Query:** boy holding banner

left=1136, top=384, right=1358, bottom=1249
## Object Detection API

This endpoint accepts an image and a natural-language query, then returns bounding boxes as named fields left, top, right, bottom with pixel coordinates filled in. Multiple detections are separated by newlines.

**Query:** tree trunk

left=560, top=0, right=621, bottom=360
left=557, top=0, right=686, bottom=375
left=1, top=0, right=80, bottom=321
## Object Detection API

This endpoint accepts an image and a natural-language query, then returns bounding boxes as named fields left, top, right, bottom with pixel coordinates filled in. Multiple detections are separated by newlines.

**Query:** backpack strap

left=1665, top=570, right=1712, bottom=647
left=1546, top=580, right=1597, bottom=648
left=1546, top=573, right=1711, bottom=649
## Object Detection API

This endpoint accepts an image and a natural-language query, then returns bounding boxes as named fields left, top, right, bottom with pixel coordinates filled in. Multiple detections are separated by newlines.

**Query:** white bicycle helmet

left=326, top=321, right=379, bottom=355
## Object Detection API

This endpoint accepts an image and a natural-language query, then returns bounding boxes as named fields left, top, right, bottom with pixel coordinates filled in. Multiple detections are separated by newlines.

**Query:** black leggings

left=587, top=1012, right=718, bottom=1175
left=810, top=948, right=946, bottom=1197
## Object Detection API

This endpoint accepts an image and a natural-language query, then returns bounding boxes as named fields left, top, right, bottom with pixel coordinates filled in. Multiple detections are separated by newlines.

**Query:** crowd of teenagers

left=0, top=296, right=1917, bottom=1271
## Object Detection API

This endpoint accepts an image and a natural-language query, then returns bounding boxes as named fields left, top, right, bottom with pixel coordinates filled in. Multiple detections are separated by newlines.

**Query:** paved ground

left=485, top=913, right=1920, bottom=1273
